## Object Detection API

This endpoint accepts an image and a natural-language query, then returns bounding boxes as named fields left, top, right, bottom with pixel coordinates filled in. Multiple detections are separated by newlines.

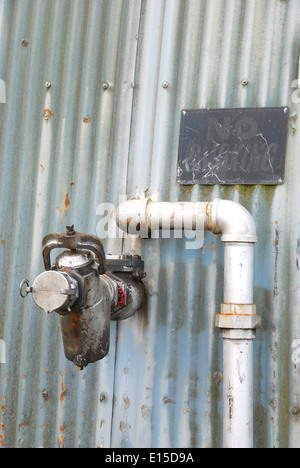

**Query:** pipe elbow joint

left=209, top=199, right=257, bottom=244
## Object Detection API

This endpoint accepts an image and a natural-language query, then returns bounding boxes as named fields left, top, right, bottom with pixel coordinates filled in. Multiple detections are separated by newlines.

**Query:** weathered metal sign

left=177, top=107, right=289, bottom=185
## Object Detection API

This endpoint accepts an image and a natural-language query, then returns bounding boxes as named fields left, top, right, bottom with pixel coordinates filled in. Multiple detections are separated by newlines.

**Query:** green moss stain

left=179, top=183, right=277, bottom=207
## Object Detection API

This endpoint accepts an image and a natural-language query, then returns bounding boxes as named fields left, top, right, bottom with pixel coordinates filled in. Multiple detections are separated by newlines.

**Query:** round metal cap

left=32, top=271, right=72, bottom=313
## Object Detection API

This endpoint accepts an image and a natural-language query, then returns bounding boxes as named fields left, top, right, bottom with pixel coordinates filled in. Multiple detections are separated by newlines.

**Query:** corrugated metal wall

left=0, top=0, right=300, bottom=448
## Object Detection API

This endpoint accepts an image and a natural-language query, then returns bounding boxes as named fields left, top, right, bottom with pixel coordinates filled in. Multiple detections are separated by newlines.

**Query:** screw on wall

left=42, top=389, right=49, bottom=400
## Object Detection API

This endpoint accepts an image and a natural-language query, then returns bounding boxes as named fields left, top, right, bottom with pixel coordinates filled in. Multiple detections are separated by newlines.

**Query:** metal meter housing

left=20, top=225, right=146, bottom=369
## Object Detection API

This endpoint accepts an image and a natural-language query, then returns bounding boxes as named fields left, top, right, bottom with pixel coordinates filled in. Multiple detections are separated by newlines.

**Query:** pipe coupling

left=215, top=303, right=261, bottom=339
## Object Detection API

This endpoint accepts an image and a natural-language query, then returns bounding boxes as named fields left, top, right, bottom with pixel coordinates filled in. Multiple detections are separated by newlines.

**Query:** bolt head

left=66, top=224, right=75, bottom=232
left=73, top=354, right=88, bottom=369
left=42, top=390, right=49, bottom=399
left=122, top=253, right=132, bottom=259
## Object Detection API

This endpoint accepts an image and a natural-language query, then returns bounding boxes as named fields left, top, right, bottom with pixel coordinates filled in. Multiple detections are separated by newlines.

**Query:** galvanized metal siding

left=0, top=0, right=142, bottom=448
left=0, top=0, right=300, bottom=448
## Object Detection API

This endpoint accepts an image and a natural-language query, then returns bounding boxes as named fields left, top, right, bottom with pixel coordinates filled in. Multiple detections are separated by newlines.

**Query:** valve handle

left=42, top=224, right=106, bottom=274
left=19, top=278, right=32, bottom=298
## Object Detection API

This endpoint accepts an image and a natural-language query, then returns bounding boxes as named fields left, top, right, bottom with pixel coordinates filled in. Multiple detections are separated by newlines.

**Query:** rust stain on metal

left=145, top=198, right=152, bottom=232
left=205, top=201, right=213, bottom=231
left=64, top=193, right=70, bottom=211
left=21, top=39, right=28, bottom=47
left=43, top=108, right=52, bottom=120
left=83, top=117, right=89, bottom=123
left=70, top=312, right=79, bottom=342
left=58, top=434, right=64, bottom=448
left=60, top=382, right=67, bottom=402
left=162, top=395, right=176, bottom=404
left=205, top=201, right=220, bottom=234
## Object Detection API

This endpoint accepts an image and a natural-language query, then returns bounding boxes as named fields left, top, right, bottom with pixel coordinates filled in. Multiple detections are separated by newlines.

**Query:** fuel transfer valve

left=20, top=224, right=145, bottom=369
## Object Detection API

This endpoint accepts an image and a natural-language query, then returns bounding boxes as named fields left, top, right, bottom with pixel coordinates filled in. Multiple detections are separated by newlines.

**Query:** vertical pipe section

left=222, top=240, right=256, bottom=448
left=211, top=199, right=258, bottom=447
left=114, top=197, right=260, bottom=449
left=223, top=337, right=253, bottom=448
left=223, top=242, right=254, bottom=305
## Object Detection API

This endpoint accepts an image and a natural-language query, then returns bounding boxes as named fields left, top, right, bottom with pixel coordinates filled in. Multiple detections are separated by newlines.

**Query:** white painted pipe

left=224, top=242, right=254, bottom=304
left=221, top=240, right=255, bottom=448
left=114, top=197, right=259, bottom=449
left=115, top=198, right=209, bottom=235
left=115, top=198, right=257, bottom=242
left=222, top=337, right=253, bottom=448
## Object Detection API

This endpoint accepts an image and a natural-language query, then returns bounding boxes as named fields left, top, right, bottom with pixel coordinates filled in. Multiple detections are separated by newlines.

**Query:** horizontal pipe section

left=115, top=197, right=257, bottom=244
